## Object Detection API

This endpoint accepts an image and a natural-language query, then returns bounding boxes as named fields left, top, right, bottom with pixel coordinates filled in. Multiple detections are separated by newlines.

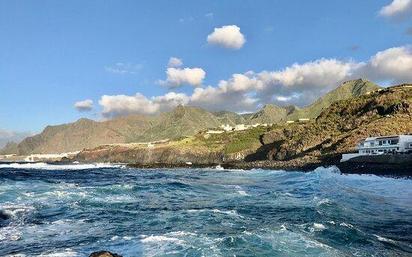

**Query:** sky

left=0, top=0, right=411, bottom=134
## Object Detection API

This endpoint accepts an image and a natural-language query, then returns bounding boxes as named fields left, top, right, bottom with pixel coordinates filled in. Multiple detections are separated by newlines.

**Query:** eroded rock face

left=89, top=251, right=122, bottom=257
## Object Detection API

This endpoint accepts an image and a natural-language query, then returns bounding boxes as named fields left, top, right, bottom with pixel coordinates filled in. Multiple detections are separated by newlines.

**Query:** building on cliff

left=341, top=135, right=412, bottom=162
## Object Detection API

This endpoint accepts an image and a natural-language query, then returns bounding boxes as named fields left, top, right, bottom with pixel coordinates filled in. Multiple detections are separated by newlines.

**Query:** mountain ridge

left=4, top=79, right=381, bottom=154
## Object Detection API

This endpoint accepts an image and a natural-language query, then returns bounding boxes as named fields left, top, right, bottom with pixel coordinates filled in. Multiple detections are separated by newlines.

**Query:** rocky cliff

left=73, top=84, right=411, bottom=171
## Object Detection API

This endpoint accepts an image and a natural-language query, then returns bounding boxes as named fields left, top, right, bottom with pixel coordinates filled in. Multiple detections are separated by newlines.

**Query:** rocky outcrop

left=89, top=251, right=122, bottom=257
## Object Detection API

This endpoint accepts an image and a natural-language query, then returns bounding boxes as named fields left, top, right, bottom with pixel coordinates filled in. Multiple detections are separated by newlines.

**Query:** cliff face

left=256, top=85, right=412, bottom=163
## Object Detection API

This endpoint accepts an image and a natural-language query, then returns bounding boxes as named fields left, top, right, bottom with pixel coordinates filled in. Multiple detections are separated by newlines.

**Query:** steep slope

left=15, top=106, right=241, bottom=154
left=0, top=129, right=32, bottom=149
left=13, top=79, right=383, bottom=155
left=213, top=111, right=246, bottom=125
left=258, top=84, right=411, bottom=162
left=286, top=79, right=380, bottom=120
left=0, top=142, right=18, bottom=155
left=247, top=104, right=289, bottom=124
left=136, top=106, right=225, bottom=141
left=17, top=117, right=152, bottom=155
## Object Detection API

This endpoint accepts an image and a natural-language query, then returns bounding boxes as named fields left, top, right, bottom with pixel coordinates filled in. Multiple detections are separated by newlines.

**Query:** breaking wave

left=0, top=162, right=124, bottom=170
left=0, top=166, right=411, bottom=256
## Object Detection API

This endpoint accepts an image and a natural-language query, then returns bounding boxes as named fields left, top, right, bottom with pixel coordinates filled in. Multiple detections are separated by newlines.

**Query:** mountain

left=15, top=106, right=243, bottom=154
left=135, top=105, right=234, bottom=142
left=259, top=84, right=411, bottom=163
left=74, top=84, right=411, bottom=171
left=244, top=79, right=380, bottom=124
left=247, top=104, right=289, bottom=124
left=0, top=129, right=32, bottom=149
left=286, top=79, right=380, bottom=120
left=11, top=79, right=381, bottom=155
left=0, top=142, right=19, bottom=155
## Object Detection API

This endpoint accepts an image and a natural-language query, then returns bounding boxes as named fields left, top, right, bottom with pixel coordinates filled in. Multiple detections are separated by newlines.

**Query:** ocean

left=0, top=163, right=411, bottom=256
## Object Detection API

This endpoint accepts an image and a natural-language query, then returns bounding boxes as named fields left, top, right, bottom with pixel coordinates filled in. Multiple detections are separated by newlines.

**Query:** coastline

left=2, top=152, right=411, bottom=177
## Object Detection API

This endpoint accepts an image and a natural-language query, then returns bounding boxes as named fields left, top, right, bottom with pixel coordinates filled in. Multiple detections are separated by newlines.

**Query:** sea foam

left=0, top=162, right=124, bottom=170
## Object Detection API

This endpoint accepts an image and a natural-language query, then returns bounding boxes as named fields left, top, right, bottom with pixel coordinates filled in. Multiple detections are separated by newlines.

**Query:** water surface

left=0, top=163, right=411, bottom=256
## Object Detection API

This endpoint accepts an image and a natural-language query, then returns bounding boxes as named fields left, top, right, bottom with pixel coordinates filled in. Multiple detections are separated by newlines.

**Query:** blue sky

left=0, top=0, right=411, bottom=133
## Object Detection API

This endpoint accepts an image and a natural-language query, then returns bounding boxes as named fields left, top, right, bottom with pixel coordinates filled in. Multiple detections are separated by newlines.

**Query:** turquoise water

left=0, top=163, right=411, bottom=256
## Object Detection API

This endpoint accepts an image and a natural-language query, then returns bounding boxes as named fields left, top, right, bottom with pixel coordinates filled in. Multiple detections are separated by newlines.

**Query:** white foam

left=141, top=235, right=185, bottom=244
left=339, top=222, right=354, bottom=228
left=186, top=208, right=243, bottom=218
left=38, top=249, right=79, bottom=257
left=374, top=234, right=396, bottom=244
left=0, top=204, right=35, bottom=218
left=0, top=226, right=22, bottom=242
left=313, top=223, right=326, bottom=230
left=0, top=162, right=124, bottom=170
left=237, top=190, right=249, bottom=196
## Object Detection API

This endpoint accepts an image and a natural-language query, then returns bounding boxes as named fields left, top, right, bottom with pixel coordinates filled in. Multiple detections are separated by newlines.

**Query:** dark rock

left=89, top=251, right=122, bottom=257
left=0, top=210, right=10, bottom=220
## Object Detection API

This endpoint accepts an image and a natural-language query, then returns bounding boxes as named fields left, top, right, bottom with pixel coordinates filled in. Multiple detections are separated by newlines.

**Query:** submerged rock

left=89, top=251, right=122, bottom=257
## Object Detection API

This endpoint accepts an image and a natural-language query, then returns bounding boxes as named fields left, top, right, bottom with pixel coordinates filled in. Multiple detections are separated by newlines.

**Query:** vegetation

left=260, top=84, right=412, bottom=162
left=7, top=79, right=381, bottom=155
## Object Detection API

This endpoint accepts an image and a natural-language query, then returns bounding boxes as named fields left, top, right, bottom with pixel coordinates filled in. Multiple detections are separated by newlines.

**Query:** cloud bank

left=207, top=25, right=246, bottom=49
left=99, top=92, right=189, bottom=118
left=96, top=45, right=412, bottom=117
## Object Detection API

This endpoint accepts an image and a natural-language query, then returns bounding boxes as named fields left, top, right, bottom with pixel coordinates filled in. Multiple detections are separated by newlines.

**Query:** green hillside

left=286, top=79, right=380, bottom=120
left=10, top=79, right=381, bottom=154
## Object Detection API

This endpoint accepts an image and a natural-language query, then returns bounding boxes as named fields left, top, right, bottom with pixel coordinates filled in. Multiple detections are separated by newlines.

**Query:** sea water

left=0, top=164, right=411, bottom=256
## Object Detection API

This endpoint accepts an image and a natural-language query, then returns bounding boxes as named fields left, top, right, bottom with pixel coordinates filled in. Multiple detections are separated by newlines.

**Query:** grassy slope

left=262, top=84, right=412, bottom=161
left=286, top=79, right=380, bottom=120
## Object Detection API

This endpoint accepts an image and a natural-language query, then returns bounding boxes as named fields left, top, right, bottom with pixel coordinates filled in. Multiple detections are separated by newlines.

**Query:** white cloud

left=97, top=45, right=412, bottom=117
left=168, top=57, right=183, bottom=68
left=207, top=25, right=246, bottom=49
left=190, top=74, right=260, bottom=112
left=153, top=92, right=190, bottom=112
left=379, top=0, right=412, bottom=19
left=105, top=62, right=143, bottom=74
left=99, top=92, right=189, bottom=118
left=357, top=46, right=412, bottom=83
left=159, top=67, right=206, bottom=88
left=74, top=99, right=94, bottom=112
left=265, top=59, right=358, bottom=89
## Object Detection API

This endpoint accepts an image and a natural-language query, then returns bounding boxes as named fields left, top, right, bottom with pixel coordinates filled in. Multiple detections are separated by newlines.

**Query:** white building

left=341, top=135, right=412, bottom=162
left=221, top=124, right=234, bottom=132
left=234, top=124, right=251, bottom=131
left=206, top=130, right=224, bottom=134
left=357, top=135, right=412, bottom=154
